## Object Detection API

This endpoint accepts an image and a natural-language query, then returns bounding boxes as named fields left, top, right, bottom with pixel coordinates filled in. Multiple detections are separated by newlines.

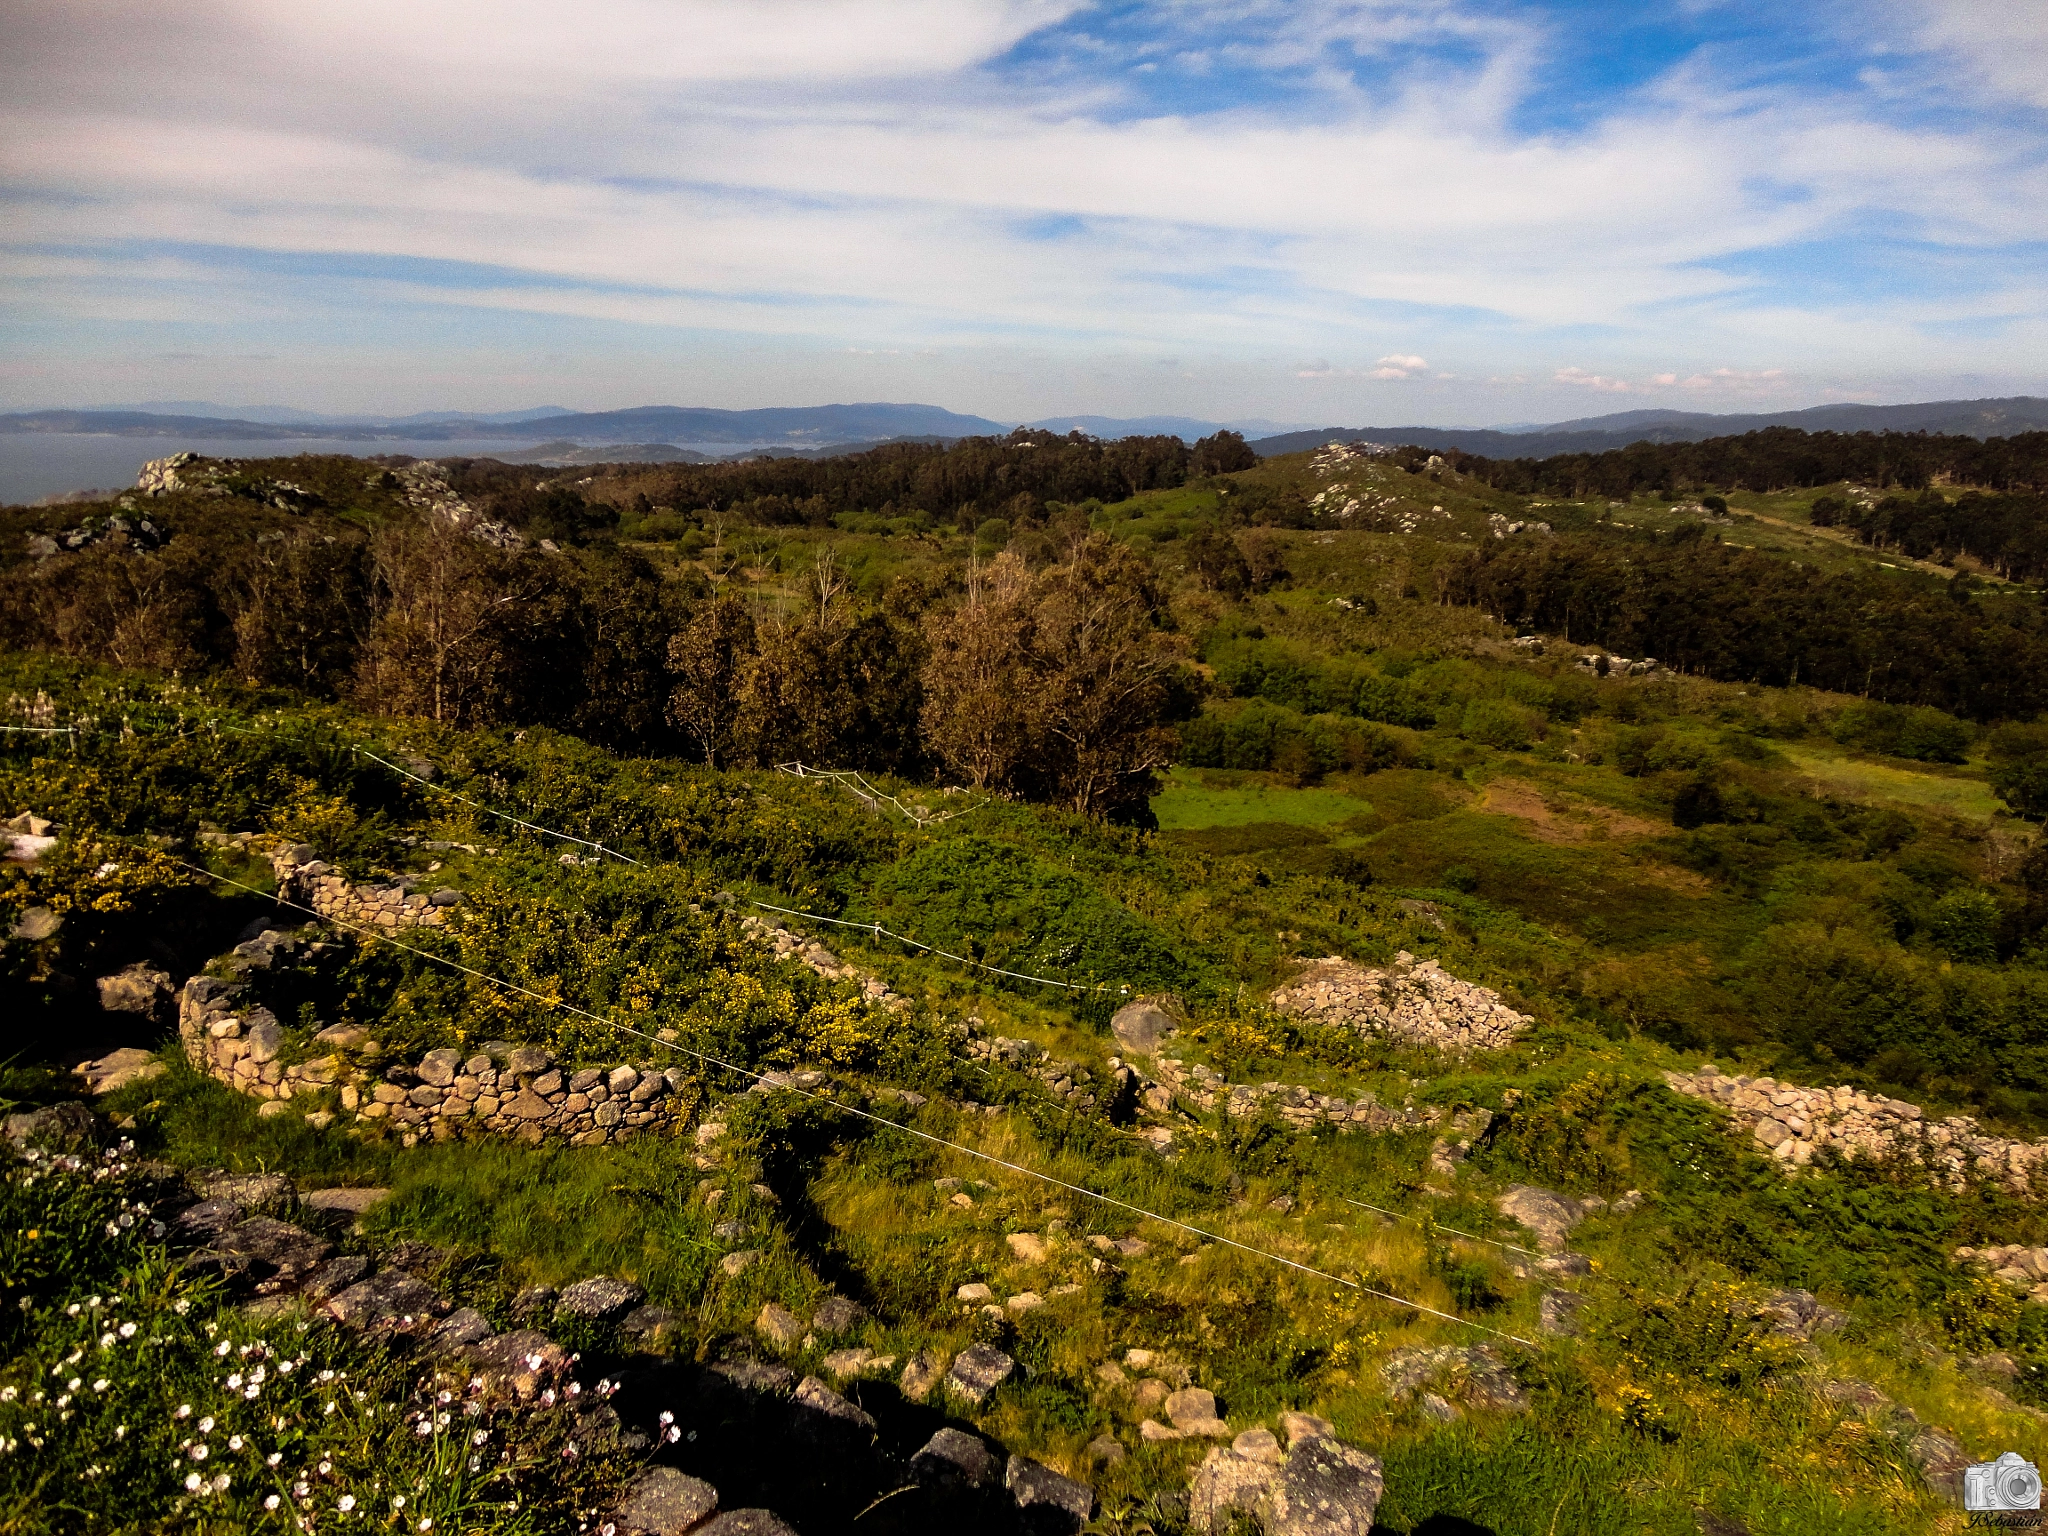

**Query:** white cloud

left=0, top=0, right=2043, bottom=413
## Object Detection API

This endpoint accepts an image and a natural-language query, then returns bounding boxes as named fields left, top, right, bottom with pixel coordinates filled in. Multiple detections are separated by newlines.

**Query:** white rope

left=352, top=746, right=642, bottom=865
left=1345, top=1198, right=1540, bottom=1257
left=172, top=857, right=1535, bottom=1349
left=775, top=761, right=984, bottom=827
left=750, top=900, right=1129, bottom=995
left=0, top=725, right=76, bottom=734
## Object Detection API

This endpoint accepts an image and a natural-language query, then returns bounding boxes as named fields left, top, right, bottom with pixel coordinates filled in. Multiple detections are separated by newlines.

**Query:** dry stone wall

left=271, top=843, right=460, bottom=930
left=1270, top=952, right=1531, bottom=1054
left=178, top=943, right=698, bottom=1148
left=1662, top=1064, right=2048, bottom=1193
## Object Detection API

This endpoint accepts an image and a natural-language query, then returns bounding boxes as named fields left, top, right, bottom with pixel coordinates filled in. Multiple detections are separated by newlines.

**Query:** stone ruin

left=1269, top=952, right=1532, bottom=1055
left=1661, top=1065, right=2048, bottom=1193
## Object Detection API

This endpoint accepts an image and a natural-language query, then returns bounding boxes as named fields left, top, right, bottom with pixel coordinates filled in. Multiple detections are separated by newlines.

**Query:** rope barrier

left=351, top=746, right=642, bottom=866
left=1344, top=1198, right=1540, bottom=1257
left=775, top=762, right=984, bottom=827
left=749, top=900, right=1128, bottom=995
left=171, top=855, right=1535, bottom=1349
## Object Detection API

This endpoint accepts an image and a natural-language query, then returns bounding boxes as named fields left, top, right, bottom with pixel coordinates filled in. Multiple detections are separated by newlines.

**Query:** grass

left=1151, top=769, right=1371, bottom=830
left=1777, top=742, right=2007, bottom=822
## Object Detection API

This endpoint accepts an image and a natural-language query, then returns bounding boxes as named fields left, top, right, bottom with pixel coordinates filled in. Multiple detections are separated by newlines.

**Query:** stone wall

left=1662, top=1065, right=2048, bottom=1193
left=1145, top=1054, right=1430, bottom=1135
left=272, top=843, right=461, bottom=931
left=178, top=961, right=697, bottom=1149
left=1270, top=952, right=1531, bottom=1055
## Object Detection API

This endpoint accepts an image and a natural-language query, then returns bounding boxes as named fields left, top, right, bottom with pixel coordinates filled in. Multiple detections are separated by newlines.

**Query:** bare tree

left=666, top=594, right=757, bottom=767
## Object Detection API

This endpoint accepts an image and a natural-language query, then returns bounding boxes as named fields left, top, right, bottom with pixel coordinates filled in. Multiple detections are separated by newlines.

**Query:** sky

left=2, top=0, right=2046, bottom=427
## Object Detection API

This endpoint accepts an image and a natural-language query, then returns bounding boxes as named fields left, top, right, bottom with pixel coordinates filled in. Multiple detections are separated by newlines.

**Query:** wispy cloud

left=0, top=0, right=2043, bottom=415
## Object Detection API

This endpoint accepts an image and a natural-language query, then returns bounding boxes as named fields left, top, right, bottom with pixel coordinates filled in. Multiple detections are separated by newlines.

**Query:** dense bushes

left=1178, top=698, right=1402, bottom=780
left=1813, top=488, right=2048, bottom=582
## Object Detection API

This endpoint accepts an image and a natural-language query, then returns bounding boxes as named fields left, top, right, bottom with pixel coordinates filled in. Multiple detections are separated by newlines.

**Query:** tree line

left=1409, top=426, right=2048, bottom=499
left=1811, top=488, right=2048, bottom=583
left=1444, top=533, right=2048, bottom=720
left=0, top=496, right=1194, bottom=820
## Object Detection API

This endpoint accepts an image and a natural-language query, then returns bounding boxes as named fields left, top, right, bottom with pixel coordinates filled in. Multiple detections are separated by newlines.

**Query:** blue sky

left=1, top=0, right=2044, bottom=424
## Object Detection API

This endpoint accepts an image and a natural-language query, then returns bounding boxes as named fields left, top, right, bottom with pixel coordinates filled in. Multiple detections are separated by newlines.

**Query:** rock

left=757, top=1302, right=804, bottom=1347
left=1267, top=1435, right=1384, bottom=1535
left=812, top=1295, right=865, bottom=1335
left=1820, top=1379, right=1891, bottom=1414
left=608, top=1467, right=719, bottom=1535
left=1907, top=1427, right=1971, bottom=1502
left=1141, top=1419, right=1184, bottom=1442
left=171, top=1197, right=245, bottom=1242
left=1086, top=1435, right=1126, bottom=1470
left=429, top=1308, right=496, bottom=1352
left=96, top=964, right=173, bottom=1022
left=720, top=1250, right=760, bottom=1278
left=300, top=1255, right=371, bottom=1300
left=325, top=1270, right=445, bottom=1331
left=1167, top=1386, right=1231, bottom=1435
left=511, top=1285, right=558, bottom=1317
left=3, top=1100, right=97, bottom=1148
left=1495, top=1185, right=1585, bottom=1252
left=201, top=1172, right=294, bottom=1210
left=1006, top=1455, right=1094, bottom=1536
left=899, top=1348, right=946, bottom=1402
left=1755, top=1289, right=1845, bottom=1341
left=1278, top=1411, right=1334, bottom=1445
left=1271, top=953, right=1530, bottom=1055
left=957, top=1282, right=994, bottom=1303
left=1189, top=1445, right=1276, bottom=1532
left=301, top=1187, right=390, bottom=1219
left=214, top=1216, right=332, bottom=1281
left=1007, top=1232, right=1048, bottom=1264
left=243, top=1014, right=284, bottom=1065
left=76, top=1048, right=165, bottom=1095
left=464, top=1330, right=569, bottom=1400
left=947, top=1343, right=1016, bottom=1406
left=505, top=1045, right=553, bottom=1076
left=1539, top=1290, right=1587, bottom=1337
left=1233, top=1428, right=1284, bottom=1464
left=793, top=1374, right=877, bottom=1438
left=1111, top=999, right=1176, bottom=1056
left=416, top=1048, right=462, bottom=1087
left=557, top=1275, right=646, bottom=1322
left=1008, top=1292, right=1043, bottom=1314
left=621, top=1305, right=678, bottom=1350
left=695, top=1512, right=798, bottom=1536
left=9, top=905, right=60, bottom=941
left=1381, top=1346, right=1528, bottom=1414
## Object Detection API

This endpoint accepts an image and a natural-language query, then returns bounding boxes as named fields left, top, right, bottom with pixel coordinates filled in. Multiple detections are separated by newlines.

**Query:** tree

left=665, top=595, right=757, bottom=767
left=919, top=554, right=1040, bottom=793
left=229, top=533, right=368, bottom=696
left=1190, top=430, right=1258, bottom=476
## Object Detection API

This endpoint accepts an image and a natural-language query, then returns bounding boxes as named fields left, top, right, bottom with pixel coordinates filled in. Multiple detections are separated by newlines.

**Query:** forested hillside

left=4, top=423, right=2047, bottom=1534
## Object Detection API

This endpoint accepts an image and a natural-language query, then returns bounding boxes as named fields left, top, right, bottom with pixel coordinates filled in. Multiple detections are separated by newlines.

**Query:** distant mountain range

left=1246, top=397, right=2048, bottom=458
left=3, top=396, right=2043, bottom=458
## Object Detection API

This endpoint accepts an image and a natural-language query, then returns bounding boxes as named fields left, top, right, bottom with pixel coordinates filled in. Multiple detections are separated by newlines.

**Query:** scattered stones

left=1270, top=952, right=1531, bottom=1054
left=793, top=1375, right=877, bottom=1439
left=695, top=1511, right=798, bottom=1536
left=957, top=1283, right=994, bottom=1303
left=3, top=1100, right=97, bottom=1148
left=8, top=904, right=60, bottom=940
left=947, top=1343, right=1016, bottom=1406
left=1755, top=1289, right=1845, bottom=1341
left=608, top=1467, right=720, bottom=1535
left=1007, top=1232, right=1048, bottom=1264
left=720, top=1251, right=760, bottom=1277
left=96, top=964, right=174, bottom=1023
left=302, top=1187, right=391, bottom=1219
left=757, top=1303, right=804, bottom=1347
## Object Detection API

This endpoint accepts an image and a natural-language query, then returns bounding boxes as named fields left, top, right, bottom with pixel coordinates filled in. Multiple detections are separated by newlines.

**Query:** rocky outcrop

left=1187, top=1415, right=1384, bottom=1535
left=1270, top=952, right=1531, bottom=1055
left=392, top=461, right=524, bottom=549
left=1380, top=1345, right=1530, bottom=1418
left=24, top=511, right=166, bottom=560
left=1662, top=1065, right=2048, bottom=1192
